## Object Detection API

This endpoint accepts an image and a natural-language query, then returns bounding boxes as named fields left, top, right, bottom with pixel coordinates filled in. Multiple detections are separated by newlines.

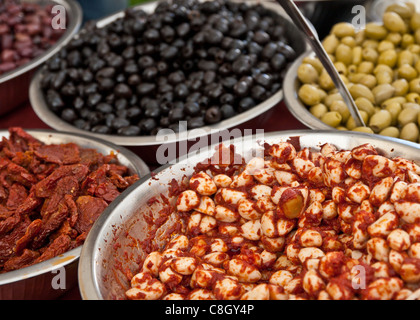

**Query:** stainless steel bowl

left=283, top=51, right=333, bottom=131
left=30, top=0, right=308, bottom=146
left=78, top=129, right=420, bottom=300
left=0, top=129, right=150, bottom=300
left=0, top=0, right=82, bottom=116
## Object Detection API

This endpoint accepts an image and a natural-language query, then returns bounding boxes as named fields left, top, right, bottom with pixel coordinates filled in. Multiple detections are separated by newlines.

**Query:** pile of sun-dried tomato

left=0, top=127, right=139, bottom=272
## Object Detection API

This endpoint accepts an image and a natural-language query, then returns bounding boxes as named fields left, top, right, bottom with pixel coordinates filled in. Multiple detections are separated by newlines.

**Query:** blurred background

left=75, top=0, right=419, bottom=40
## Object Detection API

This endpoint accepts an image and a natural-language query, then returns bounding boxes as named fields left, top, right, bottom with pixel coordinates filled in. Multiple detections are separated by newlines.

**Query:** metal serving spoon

left=278, top=0, right=367, bottom=127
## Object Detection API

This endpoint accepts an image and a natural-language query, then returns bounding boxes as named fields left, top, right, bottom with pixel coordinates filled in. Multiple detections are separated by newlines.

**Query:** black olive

left=61, top=108, right=78, bottom=122
left=118, top=125, right=141, bottom=136
left=187, top=117, right=205, bottom=129
left=205, top=106, right=222, bottom=124
left=220, top=104, right=236, bottom=119
left=184, top=101, right=200, bottom=116
left=96, top=102, right=113, bottom=114
left=114, top=83, right=133, bottom=98
left=137, top=83, right=156, bottom=96
left=92, top=125, right=111, bottom=134
left=139, top=118, right=157, bottom=133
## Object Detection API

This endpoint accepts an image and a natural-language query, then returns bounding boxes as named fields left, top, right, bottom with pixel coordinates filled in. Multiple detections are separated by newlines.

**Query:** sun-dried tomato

left=0, top=128, right=140, bottom=272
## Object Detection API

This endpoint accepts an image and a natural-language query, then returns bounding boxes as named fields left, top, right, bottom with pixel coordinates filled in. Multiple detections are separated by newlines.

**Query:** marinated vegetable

left=125, top=140, right=420, bottom=300
left=0, top=128, right=139, bottom=272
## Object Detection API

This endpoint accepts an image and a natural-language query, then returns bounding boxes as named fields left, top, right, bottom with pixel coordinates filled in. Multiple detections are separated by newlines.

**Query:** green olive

left=406, top=93, right=420, bottom=104
left=323, top=34, right=340, bottom=54
left=352, top=127, right=374, bottom=134
left=415, top=29, right=420, bottom=45
left=319, top=69, right=335, bottom=91
left=369, top=109, right=393, bottom=133
left=398, top=107, right=420, bottom=126
left=358, top=61, right=375, bottom=74
left=372, top=83, right=396, bottom=104
left=334, top=61, right=348, bottom=76
left=297, top=63, right=319, bottom=84
left=332, top=22, right=356, bottom=38
left=323, top=92, right=343, bottom=108
left=330, top=100, right=351, bottom=123
left=385, top=32, right=402, bottom=46
left=362, top=47, right=379, bottom=63
left=352, top=46, right=363, bottom=65
left=346, top=110, right=369, bottom=130
left=379, top=126, right=400, bottom=138
left=378, top=40, right=395, bottom=53
left=409, top=79, right=420, bottom=94
left=383, top=11, right=407, bottom=33
left=382, top=97, right=407, bottom=108
left=385, top=102, right=402, bottom=126
left=321, top=111, right=343, bottom=128
left=392, top=78, right=409, bottom=96
left=349, top=84, right=375, bottom=103
left=309, top=103, right=328, bottom=119
left=411, top=12, right=420, bottom=30
left=398, top=64, right=418, bottom=81
left=398, top=50, right=414, bottom=67
left=417, top=110, right=420, bottom=127
left=341, top=36, right=356, bottom=48
left=335, top=44, right=353, bottom=65
left=355, top=97, right=376, bottom=116
left=376, top=71, right=394, bottom=85
left=365, top=23, right=388, bottom=40
left=378, top=49, right=398, bottom=67
left=402, top=103, right=420, bottom=112
left=386, top=3, right=413, bottom=19
left=298, top=84, right=321, bottom=106
left=400, top=123, right=420, bottom=142
left=358, top=74, right=377, bottom=89
left=302, top=56, right=324, bottom=74
left=401, top=34, right=415, bottom=49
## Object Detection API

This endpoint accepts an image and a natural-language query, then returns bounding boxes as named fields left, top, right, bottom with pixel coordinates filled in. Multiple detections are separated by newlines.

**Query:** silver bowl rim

left=29, top=0, right=308, bottom=146
left=0, top=128, right=150, bottom=287
left=78, top=128, right=420, bottom=300
left=0, top=0, right=83, bottom=85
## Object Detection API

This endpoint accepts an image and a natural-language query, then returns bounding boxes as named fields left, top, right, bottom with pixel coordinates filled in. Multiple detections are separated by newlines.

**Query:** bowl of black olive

left=30, top=0, right=308, bottom=146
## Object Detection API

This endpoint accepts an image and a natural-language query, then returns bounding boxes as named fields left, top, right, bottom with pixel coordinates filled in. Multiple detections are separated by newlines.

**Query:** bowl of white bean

left=78, top=130, right=420, bottom=300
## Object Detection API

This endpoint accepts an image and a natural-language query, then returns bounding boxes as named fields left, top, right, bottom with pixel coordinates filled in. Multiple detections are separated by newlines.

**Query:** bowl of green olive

left=284, top=2, right=420, bottom=144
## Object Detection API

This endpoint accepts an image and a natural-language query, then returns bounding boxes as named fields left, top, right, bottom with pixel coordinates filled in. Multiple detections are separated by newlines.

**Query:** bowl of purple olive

left=0, top=0, right=82, bottom=116
left=30, top=0, right=308, bottom=146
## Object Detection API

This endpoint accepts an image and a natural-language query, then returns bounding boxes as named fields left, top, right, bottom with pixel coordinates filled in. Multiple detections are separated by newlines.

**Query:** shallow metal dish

left=78, top=129, right=420, bottom=300
left=0, top=129, right=150, bottom=300
left=0, top=0, right=82, bottom=116
left=30, top=0, right=308, bottom=146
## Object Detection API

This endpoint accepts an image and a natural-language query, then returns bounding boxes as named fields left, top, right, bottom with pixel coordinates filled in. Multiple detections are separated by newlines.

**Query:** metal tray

left=0, top=0, right=82, bottom=116
left=30, top=0, right=308, bottom=146
left=0, top=129, right=150, bottom=300
left=78, top=129, right=420, bottom=300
